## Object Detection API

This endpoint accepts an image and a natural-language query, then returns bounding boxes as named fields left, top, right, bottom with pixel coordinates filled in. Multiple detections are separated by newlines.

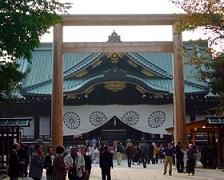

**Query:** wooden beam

left=192, top=131, right=196, bottom=145
left=52, top=23, right=64, bottom=148
left=62, top=14, right=177, bottom=26
left=63, top=42, right=173, bottom=53
left=172, top=24, right=186, bottom=145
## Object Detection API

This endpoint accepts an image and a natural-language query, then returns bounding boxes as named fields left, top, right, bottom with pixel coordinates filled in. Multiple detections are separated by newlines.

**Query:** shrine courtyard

left=2, top=162, right=224, bottom=180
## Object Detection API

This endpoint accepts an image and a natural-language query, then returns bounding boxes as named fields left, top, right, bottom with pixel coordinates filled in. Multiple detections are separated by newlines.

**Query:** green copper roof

left=207, top=116, right=224, bottom=125
left=17, top=42, right=209, bottom=96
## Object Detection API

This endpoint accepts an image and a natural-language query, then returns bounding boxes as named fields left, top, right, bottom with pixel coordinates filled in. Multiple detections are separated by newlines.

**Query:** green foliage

left=0, top=0, right=71, bottom=61
left=198, top=53, right=224, bottom=114
left=0, top=61, right=25, bottom=99
left=172, top=0, right=223, bottom=49
left=172, top=0, right=224, bottom=114
left=209, top=53, right=224, bottom=96
left=0, top=0, right=71, bottom=99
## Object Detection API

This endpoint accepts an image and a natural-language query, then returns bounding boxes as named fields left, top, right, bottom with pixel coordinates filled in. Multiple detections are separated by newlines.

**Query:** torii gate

left=51, top=14, right=186, bottom=148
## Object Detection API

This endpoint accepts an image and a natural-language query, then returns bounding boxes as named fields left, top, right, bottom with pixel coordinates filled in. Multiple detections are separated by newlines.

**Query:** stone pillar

left=172, top=24, right=186, bottom=145
left=52, top=23, right=63, bottom=148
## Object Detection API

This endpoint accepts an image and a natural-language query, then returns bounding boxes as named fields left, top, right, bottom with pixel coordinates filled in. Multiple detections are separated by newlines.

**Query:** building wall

left=39, top=116, right=50, bottom=136
left=21, top=117, right=34, bottom=138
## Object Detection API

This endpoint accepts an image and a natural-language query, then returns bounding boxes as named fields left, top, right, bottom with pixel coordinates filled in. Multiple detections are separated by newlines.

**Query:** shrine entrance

left=0, top=118, right=31, bottom=169
left=51, top=14, right=186, bottom=148
left=89, top=116, right=137, bottom=142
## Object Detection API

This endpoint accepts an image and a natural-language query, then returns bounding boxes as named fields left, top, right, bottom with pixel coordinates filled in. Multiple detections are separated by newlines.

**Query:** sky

left=40, top=0, right=208, bottom=43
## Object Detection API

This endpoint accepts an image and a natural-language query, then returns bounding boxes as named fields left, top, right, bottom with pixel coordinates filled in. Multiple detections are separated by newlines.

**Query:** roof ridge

left=22, top=79, right=52, bottom=91
left=63, top=53, right=103, bottom=78
left=127, top=53, right=172, bottom=79
left=184, top=80, right=208, bottom=90
left=22, top=53, right=103, bottom=90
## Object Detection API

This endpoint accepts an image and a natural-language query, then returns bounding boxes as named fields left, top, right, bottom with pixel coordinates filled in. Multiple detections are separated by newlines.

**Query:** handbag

left=77, top=168, right=83, bottom=178
left=68, top=167, right=76, bottom=179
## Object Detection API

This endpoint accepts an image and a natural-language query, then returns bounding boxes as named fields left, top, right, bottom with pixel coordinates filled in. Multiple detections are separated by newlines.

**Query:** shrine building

left=0, top=32, right=216, bottom=145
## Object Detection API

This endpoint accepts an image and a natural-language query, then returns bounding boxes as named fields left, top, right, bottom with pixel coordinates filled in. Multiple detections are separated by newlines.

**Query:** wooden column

left=218, top=126, right=224, bottom=168
left=172, top=24, right=186, bottom=145
left=192, top=131, right=196, bottom=145
left=52, top=23, right=63, bottom=148
left=34, top=115, right=40, bottom=140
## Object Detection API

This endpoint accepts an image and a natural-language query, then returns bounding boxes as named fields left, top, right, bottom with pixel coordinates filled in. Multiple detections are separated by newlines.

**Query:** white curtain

left=63, top=104, right=173, bottom=136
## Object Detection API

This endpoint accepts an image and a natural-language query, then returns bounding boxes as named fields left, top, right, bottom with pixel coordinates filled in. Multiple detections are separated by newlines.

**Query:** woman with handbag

left=64, top=146, right=85, bottom=180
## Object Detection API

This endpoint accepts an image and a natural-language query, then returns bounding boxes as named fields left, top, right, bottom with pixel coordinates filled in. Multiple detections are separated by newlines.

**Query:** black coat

left=148, top=144, right=154, bottom=155
left=29, top=154, right=44, bottom=179
left=18, top=148, right=29, bottom=164
left=175, top=145, right=184, bottom=160
left=44, top=154, right=54, bottom=175
left=8, top=149, right=20, bottom=177
left=99, top=151, right=113, bottom=169
left=84, top=155, right=92, bottom=173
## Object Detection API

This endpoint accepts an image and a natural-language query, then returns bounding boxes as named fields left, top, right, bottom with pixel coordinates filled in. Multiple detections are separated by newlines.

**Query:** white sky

left=40, top=0, right=208, bottom=43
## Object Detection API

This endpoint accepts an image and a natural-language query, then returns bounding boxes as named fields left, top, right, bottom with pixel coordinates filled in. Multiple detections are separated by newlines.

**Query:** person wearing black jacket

left=29, top=144, right=44, bottom=180
left=147, top=143, right=154, bottom=164
left=8, top=143, right=20, bottom=180
left=140, top=140, right=148, bottom=168
left=175, top=142, right=184, bottom=173
left=80, top=147, right=92, bottom=180
left=18, top=144, right=30, bottom=177
left=44, top=146, right=55, bottom=180
left=99, top=145, right=113, bottom=180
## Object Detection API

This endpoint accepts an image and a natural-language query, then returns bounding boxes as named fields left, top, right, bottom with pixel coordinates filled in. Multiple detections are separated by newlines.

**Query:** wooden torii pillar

left=173, top=23, right=186, bottom=145
left=52, top=24, right=63, bottom=147
left=51, top=14, right=186, bottom=148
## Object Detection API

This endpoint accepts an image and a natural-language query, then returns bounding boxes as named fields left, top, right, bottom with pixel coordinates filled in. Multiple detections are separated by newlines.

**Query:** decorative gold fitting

left=92, top=60, right=102, bottom=69
left=67, top=94, right=77, bottom=99
left=136, top=85, right=147, bottom=94
left=141, top=69, right=155, bottom=77
left=128, top=60, right=138, bottom=68
left=104, top=81, right=126, bottom=92
left=106, top=53, right=123, bottom=64
left=74, top=69, right=88, bottom=77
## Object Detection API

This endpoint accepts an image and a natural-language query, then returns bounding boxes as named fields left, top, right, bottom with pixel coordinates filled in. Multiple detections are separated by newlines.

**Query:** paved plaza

left=2, top=161, right=224, bottom=180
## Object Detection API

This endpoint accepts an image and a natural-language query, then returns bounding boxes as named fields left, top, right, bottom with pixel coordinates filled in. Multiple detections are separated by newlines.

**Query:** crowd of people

left=8, top=137, right=198, bottom=180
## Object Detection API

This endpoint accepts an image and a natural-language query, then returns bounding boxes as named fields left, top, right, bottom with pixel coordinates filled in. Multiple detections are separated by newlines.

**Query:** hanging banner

left=63, top=104, right=173, bottom=136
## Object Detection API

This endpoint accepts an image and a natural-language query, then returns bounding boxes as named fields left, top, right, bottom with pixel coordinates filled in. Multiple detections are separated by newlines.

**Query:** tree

left=172, top=0, right=224, bottom=114
left=0, top=0, right=71, bottom=99
left=0, top=61, right=26, bottom=99
left=172, top=0, right=223, bottom=53
left=201, top=53, right=224, bottom=115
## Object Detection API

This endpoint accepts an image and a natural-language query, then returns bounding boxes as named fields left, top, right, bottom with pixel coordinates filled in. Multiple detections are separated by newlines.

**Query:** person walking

left=8, top=143, right=20, bottom=180
left=139, top=140, right=148, bottom=168
left=152, top=143, right=159, bottom=164
left=44, top=146, right=55, bottom=180
left=147, top=142, right=154, bottom=164
left=29, top=144, right=44, bottom=180
left=163, top=143, right=175, bottom=176
left=52, top=146, right=67, bottom=180
left=99, top=145, right=113, bottom=180
left=80, top=147, right=92, bottom=180
left=186, top=144, right=197, bottom=176
left=125, top=142, right=133, bottom=167
left=116, top=142, right=124, bottom=165
left=175, top=142, right=184, bottom=173
left=132, top=144, right=140, bottom=165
